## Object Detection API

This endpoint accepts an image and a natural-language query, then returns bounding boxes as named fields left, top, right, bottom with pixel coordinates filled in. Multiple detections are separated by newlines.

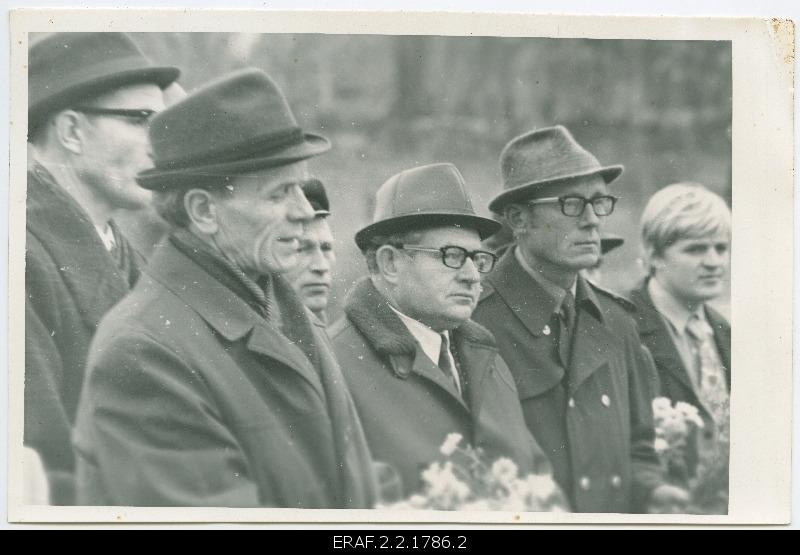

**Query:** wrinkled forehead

left=225, top=161, right=310, bottom=193
left=303, top=217, right=335, bottom=244
left=528, top=174, right=608, bottom=201
left=417, top=225, right=482, bottom=248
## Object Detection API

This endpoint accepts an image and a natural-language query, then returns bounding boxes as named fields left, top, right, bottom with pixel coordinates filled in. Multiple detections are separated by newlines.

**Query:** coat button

left=579, top=476, right=591, bottom=491
left=568, top=397, right=576, bottom=408
left=543, top=325, right=551, bottom=336
left=601, top=394, right=611, bottom=407
left=610, top=475, right=622, bottom=489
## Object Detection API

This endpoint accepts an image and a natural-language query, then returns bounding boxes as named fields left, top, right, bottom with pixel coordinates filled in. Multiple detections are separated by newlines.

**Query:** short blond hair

left=641, top=183, right=731, bottom=269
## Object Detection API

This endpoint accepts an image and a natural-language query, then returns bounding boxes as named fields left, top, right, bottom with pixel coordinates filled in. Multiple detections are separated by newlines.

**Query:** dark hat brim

left=355, top=212, right=502, bottom=251
left=600, top=236, right=624, bottom=254
left=488, top=164, right=624, bottom=213
left=28, top=65, right=180, bottom=134
left=136, top=133, right=331, bottom=190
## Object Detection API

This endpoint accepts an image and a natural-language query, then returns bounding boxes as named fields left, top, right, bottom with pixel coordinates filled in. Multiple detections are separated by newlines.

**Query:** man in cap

left=25, top=32, right=179, bottom=504
left=285, top=178, right=337, bottom=324
left=330, top=163, right=559, bottom=499
left=473, top=126, right=687, bottom=513
left=73, top=69, right=378, bottom=508
left=629, top=183, right=731, bottom=499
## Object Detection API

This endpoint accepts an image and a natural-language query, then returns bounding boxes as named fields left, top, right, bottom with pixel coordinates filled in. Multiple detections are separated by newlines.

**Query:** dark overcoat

left=329, top=278, right=554, bottom=497
left=472, top=252, right=664, bottom=513
left=73, top=240, right=378, bottom=508
left=628, top=282, right=731, bottom=473
left=25, top=165, right=140, bottom=505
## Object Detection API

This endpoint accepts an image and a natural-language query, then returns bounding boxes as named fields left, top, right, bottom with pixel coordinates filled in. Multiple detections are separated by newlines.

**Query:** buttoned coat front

left=329, top=278, right=554, bottom=498
left=629, top=282, right=731, bottom=474
left=73, top=240, right=378, bottom=508
left=473, top=252, right=664, bottom=513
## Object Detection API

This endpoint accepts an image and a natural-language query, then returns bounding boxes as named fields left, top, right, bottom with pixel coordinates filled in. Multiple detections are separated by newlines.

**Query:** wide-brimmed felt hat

left=136, top=68, right=331, bottom=190
left=302, top=178, right=330, bottom=217
left=355, top=163, right=501, bottom=250
left=28, top=32, right=180, bottom=135
left=488, top=125, right=624, bottom=213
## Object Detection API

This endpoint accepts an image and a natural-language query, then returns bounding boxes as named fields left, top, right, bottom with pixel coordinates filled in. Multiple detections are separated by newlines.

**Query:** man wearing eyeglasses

left=473, top=126, right=687, bottom=513
left=24, top=32, right=179, bottom=504
left=330, top=163, right=557, bottom=498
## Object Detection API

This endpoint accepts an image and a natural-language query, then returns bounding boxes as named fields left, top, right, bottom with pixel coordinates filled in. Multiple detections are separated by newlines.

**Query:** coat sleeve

left=77, top=330, right=261, bottom=507
left=628, top=341, right=667, bottom=511
left=25, top=236, right=75, bottom=504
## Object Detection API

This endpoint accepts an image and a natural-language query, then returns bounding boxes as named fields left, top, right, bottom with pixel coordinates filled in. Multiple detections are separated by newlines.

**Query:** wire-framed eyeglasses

left=72, top=106, right=157, bottom=126
left=527, top=195, right=620, bottom=217
left=396, top=244, right=498, bottom=273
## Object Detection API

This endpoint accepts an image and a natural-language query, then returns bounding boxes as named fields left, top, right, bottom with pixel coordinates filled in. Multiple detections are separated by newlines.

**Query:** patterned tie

left=438, top=333, right=462, bottom=395
left=686, top=314, right=729, bottom=426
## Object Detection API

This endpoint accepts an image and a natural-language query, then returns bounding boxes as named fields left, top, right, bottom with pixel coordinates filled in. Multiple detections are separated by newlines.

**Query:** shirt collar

left=647, top=277, right=706, bottom=335
left=94, top=222, right=116, bottom=252
left=514, top=246, right=576, bottom=309
left=388, top=304, right=447, bottom=366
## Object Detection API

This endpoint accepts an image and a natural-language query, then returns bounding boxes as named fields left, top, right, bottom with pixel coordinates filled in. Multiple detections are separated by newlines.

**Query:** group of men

left=24, top=32, right=732, bottom=513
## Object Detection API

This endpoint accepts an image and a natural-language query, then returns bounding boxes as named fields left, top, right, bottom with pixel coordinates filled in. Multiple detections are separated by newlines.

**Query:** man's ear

left=504, top=204, right=528, bottom=235
left=375, top=244, right=403, bottom=286
left=184, top=189, right=220, bottom=234
left=53, top=110, right=85, bottom=155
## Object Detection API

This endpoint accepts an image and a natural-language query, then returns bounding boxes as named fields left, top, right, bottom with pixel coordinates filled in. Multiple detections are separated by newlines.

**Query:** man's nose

left=309, top=249, right=331, bottom=273
left=579, top=203, right=602, bottom=226
left=458, top=256, right=481, bottom=283
left=288, top=185, right=315, bottom=222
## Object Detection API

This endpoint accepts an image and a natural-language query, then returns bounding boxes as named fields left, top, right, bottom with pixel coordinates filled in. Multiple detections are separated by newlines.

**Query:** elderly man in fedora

left=73, top=69, right=378, bottom=508
left=330, top=163, right=558, bottom=499
left=473, top=126, right=688, bottom=513
left=25, top=32, right=179, bottom=504
left=285, top=178, right=337, bottom=324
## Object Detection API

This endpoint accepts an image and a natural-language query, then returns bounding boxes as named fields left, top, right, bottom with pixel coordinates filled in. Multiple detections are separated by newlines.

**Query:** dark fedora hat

left=136, top=68, right=331, bottom=190
left=28, top=32, right=180, bottom=135
left=355, top=163, right=501, bottom=250
left=302, top=178, right=330, bottom=217
left=488, top=125, right=624, bottom=213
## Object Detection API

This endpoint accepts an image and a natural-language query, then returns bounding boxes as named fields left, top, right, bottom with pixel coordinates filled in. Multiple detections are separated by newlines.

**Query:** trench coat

left=25, top=164, right=140, bottom=505
left=628, top=283, right=731, bottom=475
left=472, top=252, right=664, bottom=513
left=329, top=278, right=554, bottom=497
left=73, top=239, right=378, bottom=508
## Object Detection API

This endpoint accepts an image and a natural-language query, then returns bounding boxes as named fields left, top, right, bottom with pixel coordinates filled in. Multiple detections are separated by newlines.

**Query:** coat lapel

left=145, top=240, right=326, bottom=400
left=630, top=285, right=696, bottom=394
left=452, top=333, right=494, bottom=423
left=26, top=167, right=132, bottom=331
left=409, top=344, right=470, bottom=411
left=567, top=278, right=618, bottom=392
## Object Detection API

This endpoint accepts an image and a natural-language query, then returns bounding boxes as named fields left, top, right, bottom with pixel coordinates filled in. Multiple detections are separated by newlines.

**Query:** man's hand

left=646, top=484, right=691, bottom=514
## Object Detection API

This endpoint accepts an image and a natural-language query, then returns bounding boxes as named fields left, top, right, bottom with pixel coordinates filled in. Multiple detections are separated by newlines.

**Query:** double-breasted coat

left=473, top=252, right=664, bottom=513
left=629, top=282, right=731, bottom=474
left=329, top=278, right=554, bottom=497
left=73, top=239, right=378, bottom=508
left=25, top=164, right=140, bottom=505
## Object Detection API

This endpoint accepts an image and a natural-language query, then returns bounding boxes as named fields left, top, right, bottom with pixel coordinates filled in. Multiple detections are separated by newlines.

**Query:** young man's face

left=652, top=232, right=730, bottom=305
left=211, top=162, right=315, bottom=276
left=515, top=175, right=609, bottom=278
left=391, top=226, right=484, bottom=331
left=285, top=217, right=336, bottom=316
left=77, top=83, right=165, bottom=210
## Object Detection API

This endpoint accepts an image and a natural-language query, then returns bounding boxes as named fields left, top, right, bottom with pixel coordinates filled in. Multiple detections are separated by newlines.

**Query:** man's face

left=77, top=83, right=165, bottom=210
left=515, top=176, right=609, bottom=276
left=211, top=162, right=315, bottom=276
left=391, top=226, right=483, bottom=331
left=652, top=232, right=730, bottom=305
left=285, top=217, right=336, bottom=315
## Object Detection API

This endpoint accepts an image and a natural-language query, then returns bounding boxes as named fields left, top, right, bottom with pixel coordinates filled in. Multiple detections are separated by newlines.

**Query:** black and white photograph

left=5, top=8, right=794, bottom=525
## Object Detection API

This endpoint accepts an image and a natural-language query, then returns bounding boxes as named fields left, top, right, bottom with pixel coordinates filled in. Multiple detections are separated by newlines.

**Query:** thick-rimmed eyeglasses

left=72, top=106, right=157, bottom=126
left=527, top=195, right=620, bottom=217
left=395, top=244, right=498, bottom=273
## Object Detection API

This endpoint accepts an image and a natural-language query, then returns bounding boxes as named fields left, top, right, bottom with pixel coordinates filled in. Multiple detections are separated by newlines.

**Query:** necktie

left=557, top=290, right=576, bottom=369
left=438, top=333, right=462, bottom=395
left=686, top=314, right=729, bottom=426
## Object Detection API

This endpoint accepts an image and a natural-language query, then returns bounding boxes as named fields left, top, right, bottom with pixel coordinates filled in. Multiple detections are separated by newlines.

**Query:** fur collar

left=343, top=276, right=497, bottom=356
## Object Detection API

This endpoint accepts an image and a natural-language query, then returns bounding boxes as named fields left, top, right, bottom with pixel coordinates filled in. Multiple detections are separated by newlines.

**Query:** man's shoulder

left=588, top=280, right=638, bottom=315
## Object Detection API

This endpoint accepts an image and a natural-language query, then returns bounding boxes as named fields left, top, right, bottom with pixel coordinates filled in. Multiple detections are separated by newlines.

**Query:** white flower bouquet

left=378, top=433, right=569, bottom=512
